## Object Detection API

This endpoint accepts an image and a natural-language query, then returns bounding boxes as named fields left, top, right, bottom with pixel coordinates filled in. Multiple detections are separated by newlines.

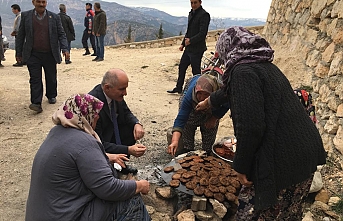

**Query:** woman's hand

left=106, top=153, right=129, bottom=168
left=236, top=172, right=253, bottom=187
left=205, top=116, right=218, bottom=129
left=167, top=131, right=181, bottom=156
left=196, top=97, right=210, bottom=111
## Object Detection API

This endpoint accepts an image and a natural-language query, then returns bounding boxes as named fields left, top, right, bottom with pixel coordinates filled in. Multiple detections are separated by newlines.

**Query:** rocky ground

left=0, top=41, right=342, bottom=220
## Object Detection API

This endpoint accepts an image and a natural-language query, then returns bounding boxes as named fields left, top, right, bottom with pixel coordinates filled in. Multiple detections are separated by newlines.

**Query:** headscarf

left=192, top=74, right=220, bottom=103
left=52, top=94, right=104, bottom=142
left=216, top=26, right=274, bottom=89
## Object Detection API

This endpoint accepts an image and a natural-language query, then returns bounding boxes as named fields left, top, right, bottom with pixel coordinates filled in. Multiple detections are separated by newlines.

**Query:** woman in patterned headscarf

left=196, top=27, right=326, bottom=220
left=168, top=74, right=230, bottom=156
left=26, top=94, right=151, bottom=221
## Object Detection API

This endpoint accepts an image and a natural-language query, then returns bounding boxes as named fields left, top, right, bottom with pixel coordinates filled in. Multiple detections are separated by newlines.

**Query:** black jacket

left=211, top=62, right=326, bottom=210
left=58, top=12, right=75, bottom=42
left=89, top=84, right=138, bottom=155
left=182, top=6, right=210, bottom=53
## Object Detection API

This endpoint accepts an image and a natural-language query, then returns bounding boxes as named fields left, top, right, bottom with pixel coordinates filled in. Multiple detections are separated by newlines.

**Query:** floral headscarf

left=192, top=74, right=220, bottom=103
left=216, top=26, right=274, bottom=89
left=52, top=94, right=104, bottom=142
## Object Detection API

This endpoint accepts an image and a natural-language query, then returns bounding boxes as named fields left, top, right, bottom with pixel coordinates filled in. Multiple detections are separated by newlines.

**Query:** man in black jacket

left=167, top=0, right=210, bottom=94
left=81, top=3, right=96, bottom=56
left=89, top=68, right=146, bottom=174
left=0, top=15, right=4, bottom=67
left=58, top=4, right=75, bottom=64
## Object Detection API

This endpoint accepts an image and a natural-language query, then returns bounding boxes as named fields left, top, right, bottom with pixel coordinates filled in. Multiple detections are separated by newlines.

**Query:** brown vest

left=32, top=14, right=51, bottom=52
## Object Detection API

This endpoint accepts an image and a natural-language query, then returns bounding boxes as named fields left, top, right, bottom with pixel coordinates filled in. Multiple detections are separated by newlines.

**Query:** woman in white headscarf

left=25, top=94, right=151, bottom=221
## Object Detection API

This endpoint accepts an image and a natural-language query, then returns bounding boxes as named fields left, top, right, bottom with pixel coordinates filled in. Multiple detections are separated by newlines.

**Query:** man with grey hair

left=58, top=4, right=75, bottom=64
left=89, top=68, right=145, bottom=174
left=92, top=2, right=107, bottom=62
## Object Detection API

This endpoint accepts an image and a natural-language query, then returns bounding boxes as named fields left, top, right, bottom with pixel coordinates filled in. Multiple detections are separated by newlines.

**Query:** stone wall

left=108, top=26, right=264, bottom=50
left=263, top=0, right=343, bottom=167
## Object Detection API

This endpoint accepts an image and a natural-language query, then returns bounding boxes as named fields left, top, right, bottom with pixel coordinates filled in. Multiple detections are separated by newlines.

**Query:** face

left=86, top=5, right=91, bottom=10
left=196, top=91, right=210, bottom=102
left=103, top=75, right=128, bottom=102
left=32, top=0, right=47, bottom=14
left=11, top=8, right=19, bottom=14
left=190, top=0, right=201, bottom=10
left=92, top=115, right=99, bottom=129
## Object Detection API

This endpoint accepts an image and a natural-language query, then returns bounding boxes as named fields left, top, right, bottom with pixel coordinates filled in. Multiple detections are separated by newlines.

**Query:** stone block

left=191, top=196, right=207, bottom=211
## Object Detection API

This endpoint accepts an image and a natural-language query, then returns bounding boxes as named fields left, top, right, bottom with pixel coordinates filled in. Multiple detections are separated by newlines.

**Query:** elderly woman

left=25, top=94, right=151, bottom=221
left=196, top=27, right=326, bottom=220
left=168, top=74, right=230, bottom=156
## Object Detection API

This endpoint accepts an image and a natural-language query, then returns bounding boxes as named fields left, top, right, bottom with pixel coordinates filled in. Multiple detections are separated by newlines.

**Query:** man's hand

left=135, top=180, right=150, bottom=195
left=236, top=172, right=253, bottom=187
left=128, top=144, right=146, bottom=157
left=63, top=51, right=70, bottom=61
left=179, top=45, right=184, bottom=51
left=10, top=31, right=16, bottom=36
left=205, top=116, right=218, bottom=129
left=133, top=124, right=144, bottom=140
left=185, top=38, right=191, bottom=46
left=106, top=153, right=128, bottom=168
left=195, top=97, right=210, bottom=111
left=16, top=57, right=22, bottom=63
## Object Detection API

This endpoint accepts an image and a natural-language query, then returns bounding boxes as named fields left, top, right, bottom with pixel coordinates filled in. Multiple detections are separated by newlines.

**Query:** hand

left=88, top=31, right=91, bottom=34
left=236, top=173, right=253, bottom=187
left=195, top=98, right=210, bottom=111
left=205, top=116, right=218, bottom=129
left=133, top=124, right=144, bottom=140
left=128, top=144, right=146, bottom=157
left=63, top=51, right=70, bottom=61
left=179, top=45, right=184, bottom=51
left=0, top=31, right=2, bottom=35
left=167, top=141, right=178, bottom=156
left=136, top=180, right=150, bottom=195
left=11, top=31, right=16, bottom=36
left=185, top=38, right=191, bottom=46
left=106, top=153, right=128, bottom=168
left=96, top=33, right=100, bottom=37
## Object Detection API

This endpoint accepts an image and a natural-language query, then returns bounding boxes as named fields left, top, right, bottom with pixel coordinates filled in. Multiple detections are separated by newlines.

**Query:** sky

left=103, top=0, right=273, bottom=19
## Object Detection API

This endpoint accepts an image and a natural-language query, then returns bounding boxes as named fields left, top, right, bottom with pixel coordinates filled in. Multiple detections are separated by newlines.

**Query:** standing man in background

left=59, top=4, right=75, bottom=64
left=167, top=0, right=210, bottom=94
left=81, top=3, right=96, bottom=56
left=0, top=15, right=4, bottom=67
left=92, top=2, right=107, bottom=62
left=15, top=0, right=69, bottom=113
left=11, top=4, right=23, bottom=67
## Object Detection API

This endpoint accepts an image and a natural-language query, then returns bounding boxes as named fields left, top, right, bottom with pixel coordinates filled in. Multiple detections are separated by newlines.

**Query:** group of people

left=18, top=0, right=326, bottom=220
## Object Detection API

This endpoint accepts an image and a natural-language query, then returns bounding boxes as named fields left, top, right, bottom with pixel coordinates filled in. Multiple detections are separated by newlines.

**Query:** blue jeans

left=95, top=35, right=105, bottom=59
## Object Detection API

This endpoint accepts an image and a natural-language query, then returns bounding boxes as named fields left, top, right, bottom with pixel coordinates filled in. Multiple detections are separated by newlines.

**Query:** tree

left=156, top=23, right=164, bottom=39
left=179, top=30, right=183, bottom=36
left=124, top=24, right=132, bottom=43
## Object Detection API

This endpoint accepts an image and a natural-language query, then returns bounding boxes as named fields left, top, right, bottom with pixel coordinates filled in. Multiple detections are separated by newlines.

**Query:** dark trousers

left=176, top=50, right=204, bottom=90
left=27, top=51, right=57, bottom=104
left=82, top=29, right=96, bottom=51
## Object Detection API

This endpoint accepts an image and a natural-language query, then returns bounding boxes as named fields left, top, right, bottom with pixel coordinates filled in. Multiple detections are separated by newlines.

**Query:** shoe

left=167, top=87, right=182, bottom=94
left=65, top=60, right=72, bottom=64
left=48, top=98, right=56, bottom=104
left=91, top=53, right=97, bottom=56
left=120, top=165, right=138, bottom=175
left=0, top=64, right=4, bottom=67
left=29, top=104, right=43, bottom=113
left=96, top=58, right=104, bottom=62
left=13, top=62, right=23, bottom=67
left=83, top=50, right=91, bottom=56
left=92, top=57, right=99, bottom=61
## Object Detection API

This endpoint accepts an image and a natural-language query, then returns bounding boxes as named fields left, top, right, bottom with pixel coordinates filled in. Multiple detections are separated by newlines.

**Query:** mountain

left=0, top=0, right=265, bottom=48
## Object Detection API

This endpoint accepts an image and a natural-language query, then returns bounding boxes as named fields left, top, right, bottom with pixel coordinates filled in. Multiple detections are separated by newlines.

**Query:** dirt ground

left=0, top=41, right=340, bottom=220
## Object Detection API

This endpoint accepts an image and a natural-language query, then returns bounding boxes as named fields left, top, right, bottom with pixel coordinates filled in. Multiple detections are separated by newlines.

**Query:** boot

left=83, top=48, right=91, bottom=56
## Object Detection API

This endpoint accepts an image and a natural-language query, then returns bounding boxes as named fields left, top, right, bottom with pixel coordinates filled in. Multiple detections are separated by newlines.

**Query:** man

left=0, top=15, right=4, bottom=67
left=92, top=2, right=107, bottom=62
left=167, top=0, right=210, bottom=94
left=81, top=3, right=96, bottom=56
left=11, top=4, right=23, bottom=67
left=16, top=0, right=69, bottom=113
left=58, top=4, right=75, bottom=64
left=89, top=68, right=146, bottom=174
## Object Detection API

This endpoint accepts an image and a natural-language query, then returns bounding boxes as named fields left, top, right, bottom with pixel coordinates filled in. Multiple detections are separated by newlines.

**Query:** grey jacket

left=25, top=125, right=137, bottom=221
left=15, top=9, right=68, bottom=63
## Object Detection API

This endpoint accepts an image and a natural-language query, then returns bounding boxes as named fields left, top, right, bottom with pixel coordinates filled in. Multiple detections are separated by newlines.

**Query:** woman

left=168, top=74, right=230, bottom=156
left=196, top=27, right=326, bottom=220
left=25, top=94, right=151, bottom=221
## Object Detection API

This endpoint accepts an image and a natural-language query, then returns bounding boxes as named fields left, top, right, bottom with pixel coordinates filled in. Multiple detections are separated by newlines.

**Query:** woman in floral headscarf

left=25, top=94, right=151, bottom=221
left=167, top=74, right=230, bottom=156
left=196, top=27, right=326, bottom=220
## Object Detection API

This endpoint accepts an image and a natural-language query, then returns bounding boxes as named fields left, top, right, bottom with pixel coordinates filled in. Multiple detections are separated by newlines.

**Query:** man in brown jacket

left=92, top=2, right=107, bottom=62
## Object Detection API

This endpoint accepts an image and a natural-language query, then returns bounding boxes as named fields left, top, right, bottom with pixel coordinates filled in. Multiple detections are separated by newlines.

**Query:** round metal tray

left=211, top=136, right=236, bottom=164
